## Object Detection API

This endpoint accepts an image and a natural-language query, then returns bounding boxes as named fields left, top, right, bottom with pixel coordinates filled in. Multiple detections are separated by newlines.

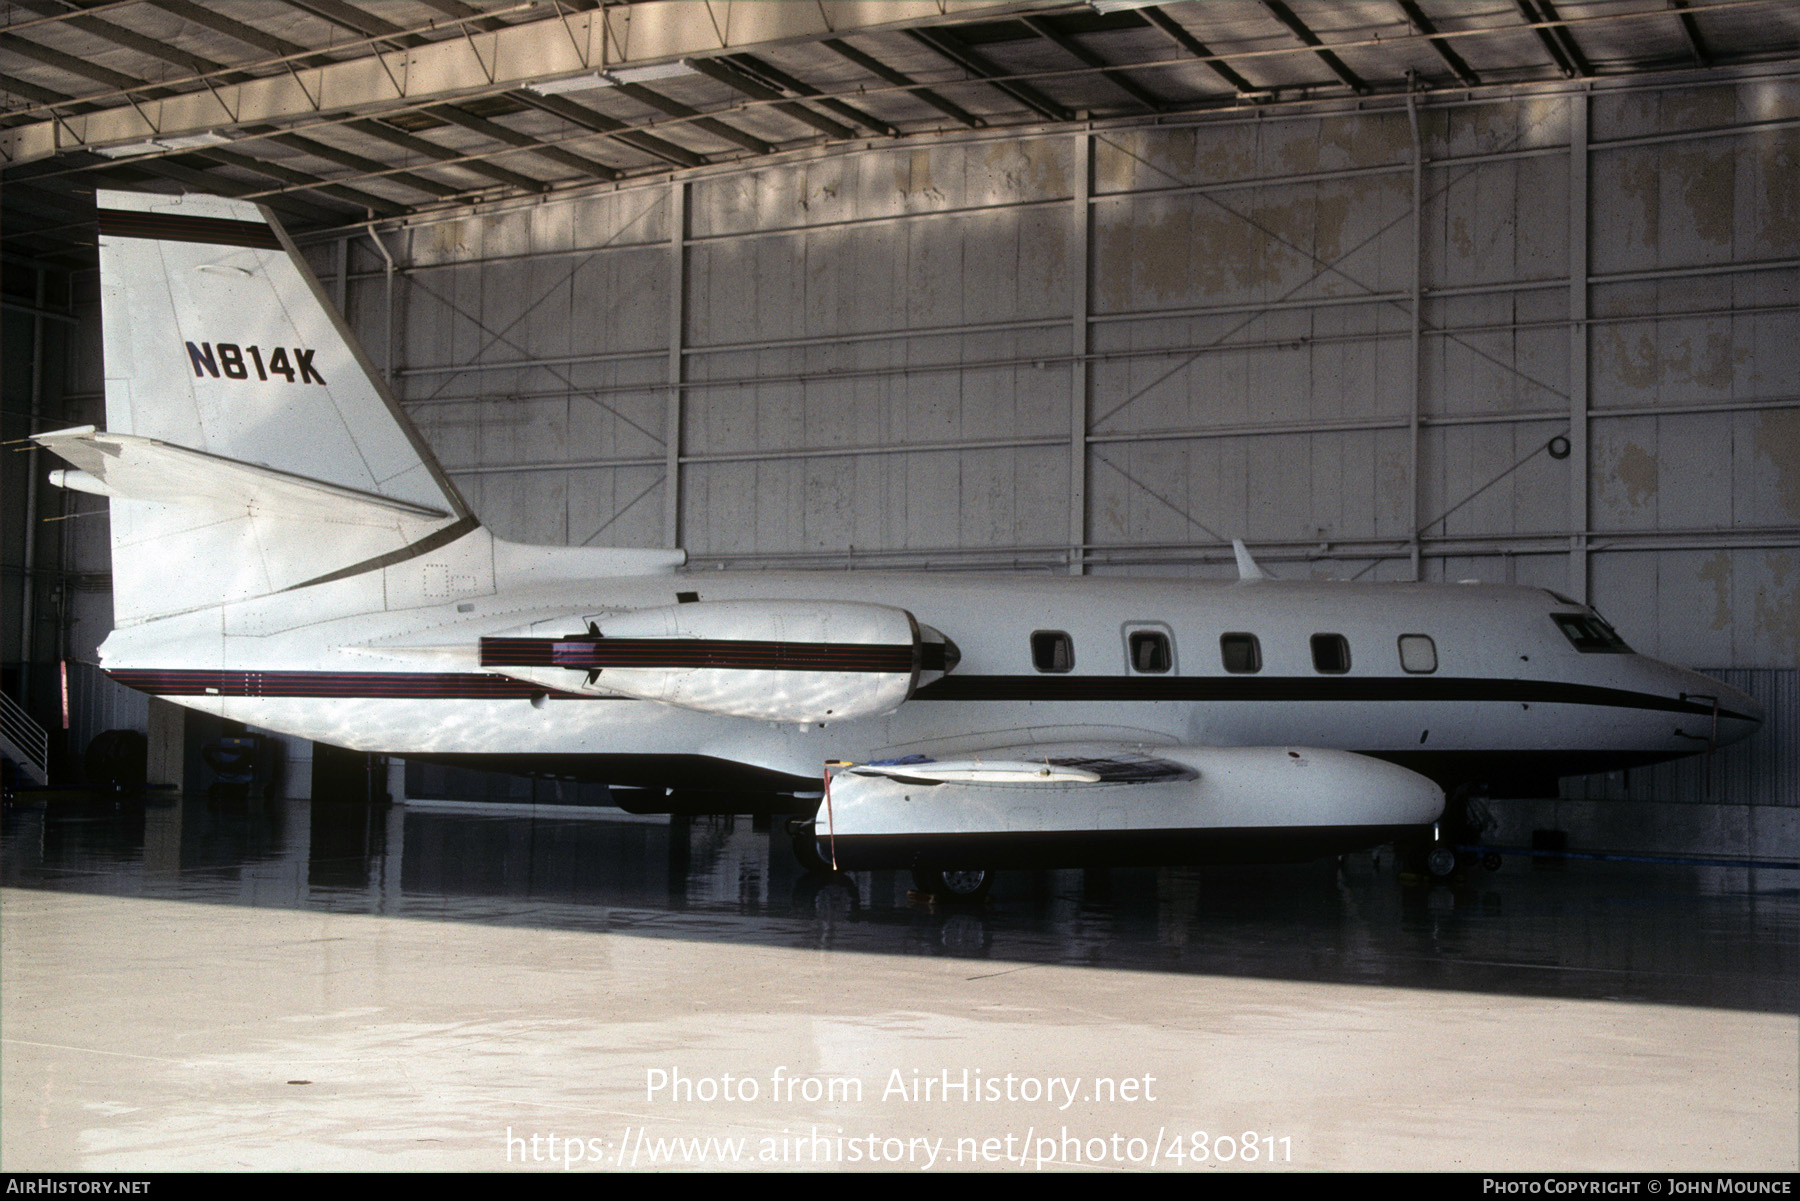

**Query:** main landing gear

left=910, top=866, right=994, bottom=903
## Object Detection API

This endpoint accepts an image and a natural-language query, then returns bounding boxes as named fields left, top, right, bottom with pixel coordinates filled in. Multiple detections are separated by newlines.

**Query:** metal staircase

left=1, top=688, right=50, bottom=788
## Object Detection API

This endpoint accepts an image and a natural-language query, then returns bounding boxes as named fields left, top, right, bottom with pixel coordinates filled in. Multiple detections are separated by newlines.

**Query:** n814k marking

left=186, top=341, right=325, bottom=385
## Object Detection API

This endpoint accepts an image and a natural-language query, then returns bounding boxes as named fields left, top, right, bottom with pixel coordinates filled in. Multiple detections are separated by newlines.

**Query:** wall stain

left=1664, top=331, right=1745, bottom=391
left=1756, top=130, right=1797, bottom=253
left=1754, top=409, right=1800, bottom=518
left=1595, top=327, right=1664, bottom=391
left=1697, top=551, right=1732, bottom=632
left=980, top=139, right=1066, bottom=203
left=1611, top=441, right=1660, bottom=509
left=895, top=149, right=944, bottom=205
left=1754, top=551, right=1798, bottom=657
left=1661, top=86, right=1739, bottom=133
left=1450, top=214, right=1473, bottom=262
left=1665, top=148, right=1735, bottom=247
left=1187, top=129, right=1256, bottom=184
left=1614, top=151, right=1661, bottom=254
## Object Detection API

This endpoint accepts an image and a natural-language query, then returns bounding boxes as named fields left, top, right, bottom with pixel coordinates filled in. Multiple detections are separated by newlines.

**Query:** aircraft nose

left=1681, top=676, right=1764, bottom=747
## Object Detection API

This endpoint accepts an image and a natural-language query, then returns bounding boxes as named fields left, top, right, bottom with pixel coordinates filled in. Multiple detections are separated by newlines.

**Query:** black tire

left=787, top=822, right=833, bottom=873
left=83, top=729, right=146, bottom=794
left=1482, top=851, right=1504, bottom=872
left=911, top=866, right=994, bottom=902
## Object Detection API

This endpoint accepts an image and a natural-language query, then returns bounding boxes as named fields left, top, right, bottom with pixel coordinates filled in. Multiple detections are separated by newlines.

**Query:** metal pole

left=1408, top=91, right=1424, bottom=583
left=665, top=179, right=686, bottom=551
left=19, top=270, right=45, bottom=707
left=1569, top=89, right=1590, bottom=603
left=366, top=230, right=396, bottom=384
left=1069, top=124, right=1091, bottom=577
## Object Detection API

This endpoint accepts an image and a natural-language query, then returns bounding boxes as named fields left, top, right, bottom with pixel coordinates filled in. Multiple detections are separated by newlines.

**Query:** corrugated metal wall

left=303, top=70, right=1794, bottom=834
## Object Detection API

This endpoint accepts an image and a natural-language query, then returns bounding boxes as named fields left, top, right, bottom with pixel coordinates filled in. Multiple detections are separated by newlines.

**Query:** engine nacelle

left=481, top=599, right=956, bottom=723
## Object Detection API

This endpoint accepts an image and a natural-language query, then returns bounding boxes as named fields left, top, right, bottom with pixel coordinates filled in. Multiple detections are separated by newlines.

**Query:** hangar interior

left=2, top=0, right=1796, bottom=860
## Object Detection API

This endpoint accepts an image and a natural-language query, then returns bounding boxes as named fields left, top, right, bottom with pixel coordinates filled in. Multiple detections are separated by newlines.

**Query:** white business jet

left=34, top=191, right=1762, bottom=897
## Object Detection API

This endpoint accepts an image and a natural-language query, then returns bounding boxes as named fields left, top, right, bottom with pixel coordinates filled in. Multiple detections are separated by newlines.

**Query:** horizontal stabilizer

left=35, top=427, right=450, bottom=526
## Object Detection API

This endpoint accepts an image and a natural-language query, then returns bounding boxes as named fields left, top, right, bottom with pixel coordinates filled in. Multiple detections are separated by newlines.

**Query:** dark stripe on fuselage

left=479, top=636, right=915, bottom=673
left=97, top=208, right=282, bottom=250
left=107, top=669, right=558, bottom=699
left=913, top=674, right=1746, bottom=720
left=104, top=667, right=1742, bottom=721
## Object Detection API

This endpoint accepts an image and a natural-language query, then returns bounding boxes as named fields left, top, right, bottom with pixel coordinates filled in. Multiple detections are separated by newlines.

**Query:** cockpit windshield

left=1551, top=611, right=1632, bottom=653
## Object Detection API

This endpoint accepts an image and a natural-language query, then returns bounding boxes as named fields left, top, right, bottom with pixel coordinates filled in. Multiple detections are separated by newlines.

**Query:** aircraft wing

left=818, top=739, right=1443, bottom=869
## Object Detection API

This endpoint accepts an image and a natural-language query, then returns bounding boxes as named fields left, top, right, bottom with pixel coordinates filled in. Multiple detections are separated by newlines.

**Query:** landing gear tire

left=911, top=866, right=994, bottom=902
left=786, top=820, right=832, bottom=874
left=1426, top=846, right=1458, bottom=879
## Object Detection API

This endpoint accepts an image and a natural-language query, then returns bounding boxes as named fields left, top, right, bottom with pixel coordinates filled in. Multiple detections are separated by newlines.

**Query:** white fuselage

left=100, top=539, right=1763, bottom=797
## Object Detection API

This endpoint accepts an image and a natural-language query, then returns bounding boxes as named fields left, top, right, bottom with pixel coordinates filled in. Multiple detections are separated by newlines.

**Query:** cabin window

left=1311, top=633, right=1351, bottom=674
left=1031, top=630, right=1074, bottom=673
left=1397, top=634, right=1437, bottom=674
left=1220, top=633, right=1261, bottom=674
left=1552, top=613, right=1632, bottom=654
left=1128, top=630, right=1171, bottom=674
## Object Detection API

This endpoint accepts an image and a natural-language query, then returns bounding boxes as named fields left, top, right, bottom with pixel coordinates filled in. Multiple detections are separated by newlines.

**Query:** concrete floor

left=2, top=796, right=1795, bottom=1172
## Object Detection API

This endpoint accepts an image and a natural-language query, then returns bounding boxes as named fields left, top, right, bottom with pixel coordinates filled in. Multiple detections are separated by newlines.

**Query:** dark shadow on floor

left=3, top=793, right=1794, bottom=1013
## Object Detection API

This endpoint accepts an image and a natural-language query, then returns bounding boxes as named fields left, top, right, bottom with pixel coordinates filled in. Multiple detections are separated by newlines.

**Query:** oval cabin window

left=1031, top=630, right=1074, bottom=673
left=1310, top=633, right=1351, bottom=674
left=1220, top=632, right=1261, bottom=674
left=1129, top=631, right=1171, bottom=674
left=1397, top=634, right=1437, bottom=674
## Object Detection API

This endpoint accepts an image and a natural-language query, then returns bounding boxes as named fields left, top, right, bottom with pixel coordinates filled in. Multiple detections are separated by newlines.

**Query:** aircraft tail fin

left=46, top=190, right=481, bottom=623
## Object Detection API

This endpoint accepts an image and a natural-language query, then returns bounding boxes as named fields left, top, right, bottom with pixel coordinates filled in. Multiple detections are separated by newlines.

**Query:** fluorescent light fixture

left=93, top=130, right=232, bottom=158
left=525, top=72, right=613, bottom=96
left=606, top=61, right=697, bottom=85
left=524, top=60, right=698, bottom=95
left=1090, top=0, right=1163, bottom=11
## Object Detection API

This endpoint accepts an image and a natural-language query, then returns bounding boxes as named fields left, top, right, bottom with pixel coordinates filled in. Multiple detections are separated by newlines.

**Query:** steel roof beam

left=0, top=31, right=149, bottom=94
left=905, top=26, right=1072, bottom=124
left=721, top=53, right=898, bottom=137
left=819, top=37, right=984, bottom=128
left=7, top=0, right=224, bottom=78
left=0, top=1, right=1037, bottom=164
left=1262, top=1, right=1369, bottom=94
left=608, top=82, right=775, bottom=157
left=1516, top=0, right=1578, bottom=78
left=279, top=0, right=423, bottom=47
left=424, top=104, right=618, bottom=182
left=1670, top=0, right=1714, bottom=67
left=1134, top=6, right=1260, bottom=95
left=131, top=156, right=344, bottom=225
left=195, top=147, right=408, bottom=216
left=348, top=118, right=549, bottom=193
left=686, top=56, right=857, bottom=141
left=0, top=71, right=72, bottom=109
left=1396, top=1, right=1481, bottom=86
left=509, top=90, right=707, bottom=169
left=262, top=130, right=462, bottom=198
left=410, top=0, right=511, bottom=35
left=2, top=7, right=454, bottom=216
left=1021, top=16, right=1165, bottom=111
left=1536, top=0, right=1594, bottom=77
left=144, top=0, right=334, bottom=64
